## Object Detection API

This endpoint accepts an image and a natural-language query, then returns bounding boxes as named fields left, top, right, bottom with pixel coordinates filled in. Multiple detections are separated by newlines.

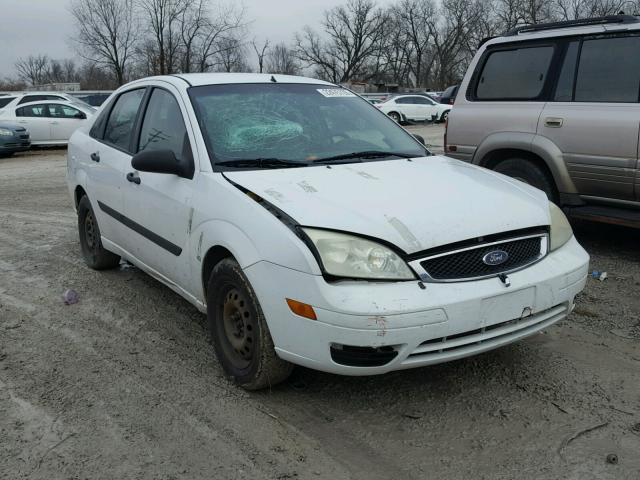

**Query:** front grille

left=19, top=134, right=29, bottom=140
left=419, top=235, right=544, bottom=281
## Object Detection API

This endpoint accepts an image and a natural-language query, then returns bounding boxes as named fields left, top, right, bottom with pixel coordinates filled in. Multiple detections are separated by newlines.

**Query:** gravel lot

left=1, top=148, right=639, bottom=480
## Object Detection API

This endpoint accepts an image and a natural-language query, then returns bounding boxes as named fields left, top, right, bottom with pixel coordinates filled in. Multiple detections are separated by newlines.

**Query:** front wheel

left=207, top=258, right=293, bottom=390
left=388, top=111, right=401, bottom=123
left=439, top=110, right=449, bottom=123
left=77, top=195, right=120, bottom=270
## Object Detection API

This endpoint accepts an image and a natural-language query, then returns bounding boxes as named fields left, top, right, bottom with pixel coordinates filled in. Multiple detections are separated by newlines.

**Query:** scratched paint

left=196, top=232, right=204, bottom=261
left=264, top=189, right=286, bottom=202
left=187, top=208, right=194, bottom=234
left=297, top=181, right=318, bottom=193
left=386, top=216, right=422, bottom=250
left=356, top=171, right=379, bottom=180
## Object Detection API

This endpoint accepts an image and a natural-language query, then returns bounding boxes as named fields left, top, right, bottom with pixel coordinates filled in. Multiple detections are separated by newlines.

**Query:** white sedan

left=377, top=94, right=451, bottom=123
left=67, top=73, right=589, bottom=390
left=0, top=100, right=93, bottom=145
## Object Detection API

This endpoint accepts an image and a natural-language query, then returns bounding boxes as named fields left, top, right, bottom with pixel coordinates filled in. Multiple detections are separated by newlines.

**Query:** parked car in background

left=67, top=73, right=588, bottom=389
left=377, top=94, right=451, bottom=123
left=74, top=93, right=112, bottom=107
left=446, top=14, right=640, bottom=228
left=0, top=121, right=30, bottom=157
left=439, top=85, right=459, bottom=105
left=0, top=100, right=93, bottom=145
left=0, top=91, right=95, bottom=113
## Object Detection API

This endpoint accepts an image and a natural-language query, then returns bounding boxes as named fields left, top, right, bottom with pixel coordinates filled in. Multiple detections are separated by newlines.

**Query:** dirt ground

left=1, top=148, right=639, bottom=480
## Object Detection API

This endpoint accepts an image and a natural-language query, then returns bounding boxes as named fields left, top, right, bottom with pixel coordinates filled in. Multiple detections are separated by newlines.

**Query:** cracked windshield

left=189, top=83, right=427, bottom=167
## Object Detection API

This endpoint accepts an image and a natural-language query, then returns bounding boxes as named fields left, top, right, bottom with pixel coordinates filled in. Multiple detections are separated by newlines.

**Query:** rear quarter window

left=475, top=45, right=554, bottom=100
left=0, top=97, right=16, bottom=108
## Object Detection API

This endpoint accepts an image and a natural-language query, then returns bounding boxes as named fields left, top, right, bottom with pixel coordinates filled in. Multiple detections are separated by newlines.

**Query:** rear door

left=14, top=104, right=51, bottom=142
left=539, top=35, right=640, bottom=201
left=395, top=97, right=419, bottom=119
left=85, top=88, right=146, bottom=246
left=47, top=103, right=87, bottom=142
left=121, top=86, right=196, bottom=287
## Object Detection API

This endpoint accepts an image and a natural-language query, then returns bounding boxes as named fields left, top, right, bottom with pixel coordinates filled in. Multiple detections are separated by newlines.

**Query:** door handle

left=126, top=172, right=141, bottom=184
left=50, top=121, right=59, bottom=125
left=544, top=117, right=563, bottom=128
left=90, top=152, right=100, bottom=162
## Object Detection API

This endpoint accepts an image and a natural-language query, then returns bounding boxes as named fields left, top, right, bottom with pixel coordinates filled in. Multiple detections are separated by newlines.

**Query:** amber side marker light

left=286, top=298, right=317, bottom=320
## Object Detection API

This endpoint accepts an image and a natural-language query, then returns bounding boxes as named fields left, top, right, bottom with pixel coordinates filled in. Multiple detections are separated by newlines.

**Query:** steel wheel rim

left=220, top=287, right=255, bottom=369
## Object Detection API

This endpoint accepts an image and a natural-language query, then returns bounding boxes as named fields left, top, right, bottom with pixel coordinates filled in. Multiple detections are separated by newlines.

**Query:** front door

left=121, top=87, right=196, bottom=288
left=46, top=103, right=87, bottom=142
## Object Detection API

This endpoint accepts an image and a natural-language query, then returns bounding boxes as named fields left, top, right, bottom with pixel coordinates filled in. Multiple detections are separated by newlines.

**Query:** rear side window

left=0, top=97, right=15, bottom=108
left=103, top=89, right=145, bottom=152
left=476, top=46, right=554, bottom=100
left=16, top=104, right=47, bottom=117
left=138, top=88, right=189, bottom=160
left=574, top=36, right=640, bottom=103
left=47, top=104, right=83, bottom=118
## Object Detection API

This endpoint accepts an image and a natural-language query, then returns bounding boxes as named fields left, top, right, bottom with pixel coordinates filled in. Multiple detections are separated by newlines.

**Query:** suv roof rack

left=506, top=14, right=639, bottom=36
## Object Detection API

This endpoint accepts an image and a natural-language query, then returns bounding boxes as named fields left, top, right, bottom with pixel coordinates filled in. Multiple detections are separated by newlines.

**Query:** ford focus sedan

left=66, top=74, right=589, bottom=389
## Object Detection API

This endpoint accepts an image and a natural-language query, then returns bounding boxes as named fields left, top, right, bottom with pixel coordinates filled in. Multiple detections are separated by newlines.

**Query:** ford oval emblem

left=483, top=250, right=509, bottom=266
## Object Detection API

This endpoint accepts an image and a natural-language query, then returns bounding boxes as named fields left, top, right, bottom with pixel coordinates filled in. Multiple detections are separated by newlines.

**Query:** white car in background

left=0, top=91, right=94, bottom=112
left=0, top=100, right=93, bottom=145
left=377, top=94, right=451, bottom=123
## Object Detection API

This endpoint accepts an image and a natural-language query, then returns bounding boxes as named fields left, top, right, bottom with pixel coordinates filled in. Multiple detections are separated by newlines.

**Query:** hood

left=225, top=156, right=550, bottom=254
left=0, top=122, right=25, bottom=132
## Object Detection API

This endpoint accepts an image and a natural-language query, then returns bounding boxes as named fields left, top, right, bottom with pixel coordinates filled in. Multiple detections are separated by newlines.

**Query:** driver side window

left=138, top=88, right=190, bottom=161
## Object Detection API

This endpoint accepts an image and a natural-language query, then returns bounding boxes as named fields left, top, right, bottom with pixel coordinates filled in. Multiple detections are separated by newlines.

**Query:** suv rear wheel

left=493, top=158, right=557, bottom=202
left=207, top=258, right=293, bottom=390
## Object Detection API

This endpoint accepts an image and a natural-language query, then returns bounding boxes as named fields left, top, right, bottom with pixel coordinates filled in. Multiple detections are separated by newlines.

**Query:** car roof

left=14, top=99, right=91, bottom=109
left=157, top=73, right=335, bottom=87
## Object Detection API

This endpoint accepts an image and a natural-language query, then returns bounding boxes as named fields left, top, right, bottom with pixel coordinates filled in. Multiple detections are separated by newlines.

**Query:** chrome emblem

left=483, top=250, right=509, bottom=266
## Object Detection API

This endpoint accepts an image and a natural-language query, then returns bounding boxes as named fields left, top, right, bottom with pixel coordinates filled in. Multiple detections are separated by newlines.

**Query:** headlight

left=549, top=202, right=572, bottom=251
left=302, top=228, right=415, bottom=280
left=0, top=128, right=13, bottom=137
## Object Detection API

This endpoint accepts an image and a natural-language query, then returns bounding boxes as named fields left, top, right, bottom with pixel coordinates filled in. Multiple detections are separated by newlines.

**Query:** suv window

left=0, top=97, right=16, bottom=108
left=17, top=95, right=64, bottom=105
left=16, top=104, right=47, bottom=117
left=574, top=36, right=640, bottom=103
left=476, top=46, right=554, bottom=100
left=103, top=89, right=145, bottom=151
left=138, top=89, right=189, bottom=159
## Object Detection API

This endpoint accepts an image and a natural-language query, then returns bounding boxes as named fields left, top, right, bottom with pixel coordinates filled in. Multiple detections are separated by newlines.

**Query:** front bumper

left=0, top=137, right=31, bottom=153
left=245, top=236, right=589, bottom=375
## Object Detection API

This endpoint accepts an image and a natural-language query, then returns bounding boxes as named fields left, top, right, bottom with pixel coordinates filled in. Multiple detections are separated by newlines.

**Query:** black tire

left=388, top=111, right=401, bottom=123
left=77, top=195, right=120, bottom=270
left=439, top=110, right=449, bottom=123
left=493, top=157, right=558, bottom=202
left=207, top=258, right=293, bottom=390
left=0, top=152, right=14, bottom=158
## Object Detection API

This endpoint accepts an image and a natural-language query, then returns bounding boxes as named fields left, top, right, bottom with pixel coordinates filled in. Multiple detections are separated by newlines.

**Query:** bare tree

left=252, top=39, right=270, bottom=73
left=179, top=0, right=209, bottom=73
left=215, top=36, right=250, bottom=72
left=69, top=0, right=138, bottom=85
left=193, top=3, right=246, bottom=72
left=139, top=0, right=188, bottom=75
left=295, top=0, right=389, bottom=83
left=14, top=55, right=50, bottom=86
left=265, top=43, right=300, bottom=75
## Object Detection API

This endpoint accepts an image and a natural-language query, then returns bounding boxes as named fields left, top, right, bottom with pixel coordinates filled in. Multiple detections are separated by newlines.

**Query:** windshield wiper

left=312, top=150, right=416, bottom=164
left=216, top=158, right=307, bottom=169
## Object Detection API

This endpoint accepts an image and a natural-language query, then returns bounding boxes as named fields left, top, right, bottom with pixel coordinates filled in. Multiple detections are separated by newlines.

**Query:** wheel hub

left=222, top=289, right=254, bottom=363
left=84, top=212, right=96, bottom=250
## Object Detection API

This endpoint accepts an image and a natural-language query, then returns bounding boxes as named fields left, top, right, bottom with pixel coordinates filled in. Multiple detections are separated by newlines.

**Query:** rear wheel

left=439, top=110, right=449, bottom=123
left=388, top=111, right=401, bottom=123
left=77, top=195, right=120, bottom=270
left=207, top=258, right=293, bottom=390
left=493, top=157, right=558, bottom=202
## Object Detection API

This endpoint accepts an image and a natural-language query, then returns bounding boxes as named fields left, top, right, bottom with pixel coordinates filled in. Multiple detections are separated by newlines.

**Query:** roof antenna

left=270, top=75, right=277, bottom=83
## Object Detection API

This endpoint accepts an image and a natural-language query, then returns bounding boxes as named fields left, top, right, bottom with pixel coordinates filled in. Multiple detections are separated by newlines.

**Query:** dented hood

left=225, top=156, right=551, bottom=254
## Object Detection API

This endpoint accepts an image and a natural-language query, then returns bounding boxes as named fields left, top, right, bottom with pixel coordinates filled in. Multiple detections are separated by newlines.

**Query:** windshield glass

left=189, top=83, right=428, bottom=169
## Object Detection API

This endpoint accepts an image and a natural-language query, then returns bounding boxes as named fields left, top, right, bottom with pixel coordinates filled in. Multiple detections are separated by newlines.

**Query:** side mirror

left=131, top=149, right=194, bottom=179
left=75, top=112, right=86, bottom=119
left=412, top=134, right=426, bottom=146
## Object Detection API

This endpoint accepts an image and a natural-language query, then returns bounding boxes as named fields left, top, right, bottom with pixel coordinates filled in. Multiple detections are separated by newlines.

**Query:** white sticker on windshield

left=317, top=88, right=356, bottom=98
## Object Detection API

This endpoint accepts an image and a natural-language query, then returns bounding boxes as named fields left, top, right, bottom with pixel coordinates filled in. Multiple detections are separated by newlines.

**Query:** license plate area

left=480, top=286, right=536, bottom=327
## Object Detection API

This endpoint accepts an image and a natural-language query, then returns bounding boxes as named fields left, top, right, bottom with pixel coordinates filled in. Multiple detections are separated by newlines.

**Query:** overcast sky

left=0, top=0, right=396, bottom=78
